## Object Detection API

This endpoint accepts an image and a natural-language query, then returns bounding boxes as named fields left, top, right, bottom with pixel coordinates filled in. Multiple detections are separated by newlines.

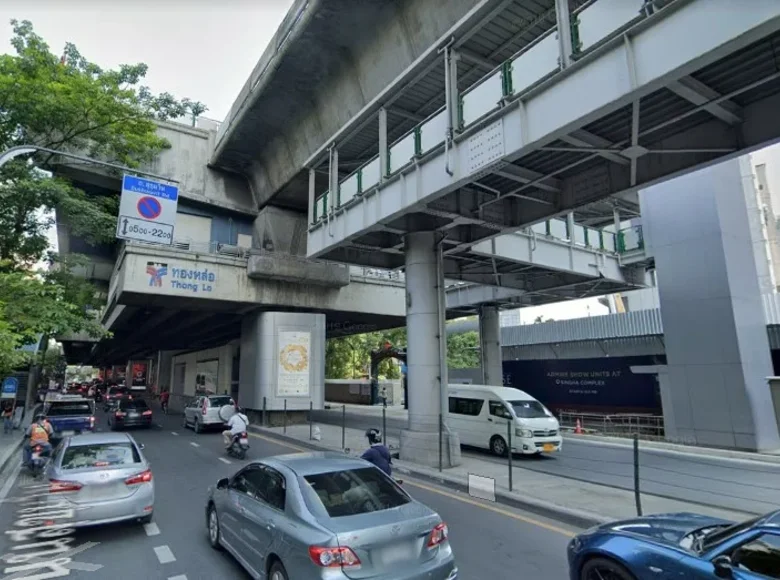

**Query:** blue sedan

left=567, top=510, right=780, bottom=579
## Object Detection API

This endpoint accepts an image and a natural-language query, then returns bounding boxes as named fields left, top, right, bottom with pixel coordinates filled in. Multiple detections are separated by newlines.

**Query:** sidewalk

left=327, top=402, right=780, bottom=465
left=0, top=404, right=35, bottom=476
left=253, top=420, right=753, bottom=529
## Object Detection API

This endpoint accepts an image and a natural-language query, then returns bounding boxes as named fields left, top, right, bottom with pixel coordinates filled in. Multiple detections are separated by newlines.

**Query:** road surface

left=0, top=405, right=574, bottom=580
left=312, top=409, right=780, bottom=515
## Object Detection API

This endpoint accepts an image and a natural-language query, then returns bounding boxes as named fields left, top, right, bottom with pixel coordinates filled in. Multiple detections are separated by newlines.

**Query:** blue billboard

left=502, top=356, right=664, bottom=414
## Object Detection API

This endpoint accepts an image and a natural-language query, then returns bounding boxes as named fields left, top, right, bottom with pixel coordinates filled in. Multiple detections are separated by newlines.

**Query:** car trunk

left=54, top=465, right=146, bottom=504
left=324, top=504, right=442, bottom=579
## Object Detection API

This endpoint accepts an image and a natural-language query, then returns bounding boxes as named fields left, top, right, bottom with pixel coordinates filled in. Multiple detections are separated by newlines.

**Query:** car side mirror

left=713, top=555, right=733, bottom=578
left=137, top=443, right=145, bottom=450
left=216, top=477, right=229, bottom=490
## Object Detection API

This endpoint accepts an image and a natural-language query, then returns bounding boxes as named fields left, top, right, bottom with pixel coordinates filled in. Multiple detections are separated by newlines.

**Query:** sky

left=0, top=0, right=610, bottom=322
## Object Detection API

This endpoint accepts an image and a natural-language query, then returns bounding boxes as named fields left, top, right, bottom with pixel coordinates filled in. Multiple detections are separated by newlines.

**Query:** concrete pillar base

left=400, top=429, right=462, bottom=468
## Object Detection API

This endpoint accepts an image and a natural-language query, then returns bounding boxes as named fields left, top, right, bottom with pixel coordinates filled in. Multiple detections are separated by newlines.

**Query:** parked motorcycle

left=227, top=432, right=250, bottom=460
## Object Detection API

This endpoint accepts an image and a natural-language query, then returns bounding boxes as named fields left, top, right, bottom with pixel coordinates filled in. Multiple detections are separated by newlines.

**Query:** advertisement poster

left=502, top=356, right=664, bottom=414
left=277, top=331, right=311, bottom=397
left=130, top=361, right=149, bottom=389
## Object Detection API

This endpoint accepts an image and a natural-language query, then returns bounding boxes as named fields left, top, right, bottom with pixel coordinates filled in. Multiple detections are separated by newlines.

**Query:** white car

left=182, top=395, right=234, bottom=433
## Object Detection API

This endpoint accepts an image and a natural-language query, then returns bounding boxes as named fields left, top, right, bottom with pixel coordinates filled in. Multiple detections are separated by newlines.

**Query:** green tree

left=0, top=20, right=207, bottom=372
left=447, top=331, right=480, bottom=368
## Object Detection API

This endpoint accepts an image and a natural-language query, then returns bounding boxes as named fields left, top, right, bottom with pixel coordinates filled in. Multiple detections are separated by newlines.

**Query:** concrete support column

left=308, top=167, right=315, bottom=225
left=329, top=147, right=338, bottom=211
left=641, top=158, right=780, bottom=451
left=554, top=0, right=573, bottom=68
left=479, top=305, right=503, bottom=386
left=378, top=108, right=388, bottom=181
left=401, top=232, right=461, bottom=467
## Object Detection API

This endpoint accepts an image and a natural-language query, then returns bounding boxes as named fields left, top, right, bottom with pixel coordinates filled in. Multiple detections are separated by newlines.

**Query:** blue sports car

left=567, top=510, right=780, bottom=579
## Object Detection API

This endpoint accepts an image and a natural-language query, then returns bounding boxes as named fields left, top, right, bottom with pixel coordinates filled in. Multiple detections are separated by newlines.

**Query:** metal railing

left=125, top=239, right=251, bottom=259
left=558, top=411, right=664, bottom=440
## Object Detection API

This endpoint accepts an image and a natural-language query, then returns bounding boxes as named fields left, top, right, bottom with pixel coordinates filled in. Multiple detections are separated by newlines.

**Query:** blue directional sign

left=400, top=363, right=407, bottom=374
left=1, top=377, right=18, bottom=399
left=116, top=174, right=179, bottom=245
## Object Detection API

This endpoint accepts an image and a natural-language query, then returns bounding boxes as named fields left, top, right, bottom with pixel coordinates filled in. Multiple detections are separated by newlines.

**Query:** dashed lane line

left=246, top=431, right=575, bottom=538
left=190, top=442, right=199, bottom=448
left=219, top=457, right=231, bottom=465
left=168, top=575, right=188, bottom=580
left=171, top=432, right=179, bottom=436
left=154, top=545, right=176, bottom=564
left=144, top=522, right=161, bottom=536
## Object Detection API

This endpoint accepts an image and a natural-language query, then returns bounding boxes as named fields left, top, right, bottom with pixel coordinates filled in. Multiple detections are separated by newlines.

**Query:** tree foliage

left=325, top=328, right=481, bottom=379
left=0, top=20, right=207, bottom=375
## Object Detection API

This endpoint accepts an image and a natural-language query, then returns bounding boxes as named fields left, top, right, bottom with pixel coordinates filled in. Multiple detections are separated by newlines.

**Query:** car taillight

left=240, top=432, right=247, bottom=437
left=89, top=416, right=95, bottom=427
left=308, top=546, right=361, bottom=568
left=49, top=480, right=82, bottom=493
left=427, top=522, right=449, bottom=548
left=125, top=469, right=152, bottom=485
left=142, top=410, right=152, bottom=416
left=33, top=445, right=41, bottom=452
left=115, top=411, right=126, bottom=417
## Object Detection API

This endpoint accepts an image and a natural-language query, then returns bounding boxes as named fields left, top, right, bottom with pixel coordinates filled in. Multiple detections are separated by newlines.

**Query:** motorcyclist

left=23, top=414, right=52, bottom=466
left=361, top=428, right=392, bottom=477
left=159, top=390, right=170, bottom=414
left=223, top=405, right=249, bottom=449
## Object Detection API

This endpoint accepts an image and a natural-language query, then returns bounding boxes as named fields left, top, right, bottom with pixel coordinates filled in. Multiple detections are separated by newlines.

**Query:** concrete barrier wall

left=325, top=379, right=403, bottom=406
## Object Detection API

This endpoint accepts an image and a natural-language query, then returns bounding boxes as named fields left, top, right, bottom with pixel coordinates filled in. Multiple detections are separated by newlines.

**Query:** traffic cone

left=574, top=419, right=583, bottom=434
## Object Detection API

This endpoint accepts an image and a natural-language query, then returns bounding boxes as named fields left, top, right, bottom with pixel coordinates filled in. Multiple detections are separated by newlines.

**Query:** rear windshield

left=60, top=442, right=141, bottom=469
left=109, top=388, right=129, bottom=395
left=45, top=402, right=93, bottom=417
left=208, top=396, right=233, bottom=407
left=509, top=400, right=550, bottom=419
left=303, top=467, right=410, bottom=518
left=120, top=399, right=149, bottom=410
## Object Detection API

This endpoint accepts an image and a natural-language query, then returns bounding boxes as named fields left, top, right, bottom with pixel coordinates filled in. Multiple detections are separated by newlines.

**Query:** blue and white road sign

left=1, top=377, right=18, bottom=399
left=400, top=363, right=407, bottom=374
left=116, top=175, right=179, bottom=245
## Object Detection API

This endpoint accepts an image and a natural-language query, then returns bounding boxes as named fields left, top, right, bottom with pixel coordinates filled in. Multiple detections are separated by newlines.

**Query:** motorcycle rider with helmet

left=223, top=405, right=249, bottom=450
left=361, top=428, right=392, bottom=477
left=23, top=414, right=52, bottom=467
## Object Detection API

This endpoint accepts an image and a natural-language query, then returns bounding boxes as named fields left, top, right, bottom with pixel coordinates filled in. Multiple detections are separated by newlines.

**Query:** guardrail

left=559, top=411, right=664, bottom=440
left=125, top=239, right=251, bottom=259
left=312, top=0, right=658, bottom=226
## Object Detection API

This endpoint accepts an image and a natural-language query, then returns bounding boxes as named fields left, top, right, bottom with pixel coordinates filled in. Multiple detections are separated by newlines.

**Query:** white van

left=447, top=384, right=562, bottom=456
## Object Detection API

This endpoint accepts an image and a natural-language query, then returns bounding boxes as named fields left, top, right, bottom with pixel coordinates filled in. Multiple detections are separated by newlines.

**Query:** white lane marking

left=219, top=457, right=231, bottom=465
left=171, top=432, right=179, bottom=436
left=154, top=545, right=176, bottom=564
left=144, top=522, right=161, bottom=536
left=168, top=575, right=188, bottom=580
left=190, top=442, right=199, bottom=447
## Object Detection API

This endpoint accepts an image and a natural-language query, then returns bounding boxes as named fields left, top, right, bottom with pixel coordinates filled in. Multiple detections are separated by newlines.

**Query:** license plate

left=381, top=543, right=415, bottom=564
left=61, top=431, right=74, bottom=437
left=543, top=443, right=556, bottom=452
left=239, top=438, right=248, bottom=445
left=31, top=453, right=40, bottom=460
left=129, top=413, right=138, bottom=417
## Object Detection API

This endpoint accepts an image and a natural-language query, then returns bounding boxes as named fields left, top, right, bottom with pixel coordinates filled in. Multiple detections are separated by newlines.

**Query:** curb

left=563, top=433, right=780, bottom=465
left=0, top=437, right=24, bottom=478
left=250, top=425, right=609, bottom=529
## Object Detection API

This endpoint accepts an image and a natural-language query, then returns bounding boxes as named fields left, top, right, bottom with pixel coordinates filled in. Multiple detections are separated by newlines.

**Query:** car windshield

left=109, top=388, right=128, bottom=395
left=45, top=402, right=93, bottom=417
left=61, top=442, right=141, bottom=469
left=509, top=400, right=550, bottom=418
left=121, top=400, right=149, bottom=410
left=303, top=467, right=410, bottom=518
left=701, top=516, right=762, bottom=552
left=208, top=396, right=233, bottom=407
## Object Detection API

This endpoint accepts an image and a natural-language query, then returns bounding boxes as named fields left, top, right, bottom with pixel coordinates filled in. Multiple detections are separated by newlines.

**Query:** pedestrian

left=2, top=403, right=13, bottom=434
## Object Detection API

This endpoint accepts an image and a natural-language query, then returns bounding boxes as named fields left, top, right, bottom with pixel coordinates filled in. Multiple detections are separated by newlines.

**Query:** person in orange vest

left=23, top=414, right=52, bottom=466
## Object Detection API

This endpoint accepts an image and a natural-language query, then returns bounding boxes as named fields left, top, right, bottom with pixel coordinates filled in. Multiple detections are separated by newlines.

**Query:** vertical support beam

left=448, top=50, right=461, bottom=132
left=378, top=107, right=388, bottom=181
left=329, top=148, right=339, bottom=210
left=555, top=0, right=573, bottom=68
left=613, top=207, right=621, bottom=233
left=567, top=212, right=576, bottom=246
left=479, top=305, right=503, bottom=386
left=307, top=167, right=316, bottom=225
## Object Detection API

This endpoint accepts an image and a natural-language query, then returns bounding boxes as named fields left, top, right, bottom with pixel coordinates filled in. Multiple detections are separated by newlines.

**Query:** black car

left=108, top=398, right=153, bottom=430
left=103, top=386, right=131, bottom=411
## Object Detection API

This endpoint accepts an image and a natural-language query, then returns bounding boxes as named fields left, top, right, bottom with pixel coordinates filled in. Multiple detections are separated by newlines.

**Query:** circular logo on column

left=280, top=344, right=308, bottom=372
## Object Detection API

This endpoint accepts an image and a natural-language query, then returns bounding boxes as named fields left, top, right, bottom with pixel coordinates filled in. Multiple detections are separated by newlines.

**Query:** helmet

left=365, top=428, right=382, bottom=445
left=35, top=413, right=46, bottom=423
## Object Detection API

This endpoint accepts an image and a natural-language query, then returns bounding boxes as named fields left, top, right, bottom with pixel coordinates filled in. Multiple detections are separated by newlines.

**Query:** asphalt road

left=312, top=409, right=780, bottom=515
left=0, top=404, right=574, bottom=580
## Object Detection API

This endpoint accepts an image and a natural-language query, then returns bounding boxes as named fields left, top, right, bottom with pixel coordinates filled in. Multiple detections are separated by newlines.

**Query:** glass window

left=208, top=396, right=233, bottom=408
left=230, top=466, right=286, bottom=511
left=60, top=443, right=141, bottom=469
left=449, top=397, right=484, bottom=416
left=489, top=401, right=511, bottom=419
left=703, top=516, right=762, bottom=552
left=303, top=467, right=410, bottom=518
left=731, top=533, right=780, bottom=578
left=508, top=400, right=550, bottom=419
left=45, top=402, right=93, bottom=417
left=120, top=399, right=149, bottom=410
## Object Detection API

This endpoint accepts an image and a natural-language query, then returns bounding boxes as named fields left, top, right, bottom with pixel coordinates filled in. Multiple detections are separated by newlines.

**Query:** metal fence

left=558, top=411, right=664, bottom=440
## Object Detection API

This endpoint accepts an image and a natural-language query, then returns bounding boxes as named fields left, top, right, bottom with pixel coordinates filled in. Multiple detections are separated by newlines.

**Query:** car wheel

left=268, top=560, right=289, bottom=580
left=194, top=419, right=202, bottom=434
left=580, top=557, right=636, bottom=580
left=207, top=505, right=222, bottom=550
left=140, top=513, right=153, bottom=524
left=490, top=435, right=507, bottom=456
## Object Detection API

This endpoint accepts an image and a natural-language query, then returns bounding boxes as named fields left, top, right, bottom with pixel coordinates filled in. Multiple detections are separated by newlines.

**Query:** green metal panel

left=570, top=16, right=582, bottom=56
left=501, top=61, right=513, bottom=96
left=413, top=127, right=422, bottom=156
left=545, top=220, right=551, bottom=236
left=357, top=169, right=363, bottom=194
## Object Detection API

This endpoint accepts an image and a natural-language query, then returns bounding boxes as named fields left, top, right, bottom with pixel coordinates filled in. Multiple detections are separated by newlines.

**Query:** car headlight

left=515, top=428, right=533, bottom=438
left=568, top=536, right=582, bottom=552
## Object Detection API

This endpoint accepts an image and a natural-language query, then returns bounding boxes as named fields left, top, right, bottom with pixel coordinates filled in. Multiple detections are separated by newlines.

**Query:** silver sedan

left=205, top=452, right=458, bottom=580
left=42, top=432, right=154, bottom=527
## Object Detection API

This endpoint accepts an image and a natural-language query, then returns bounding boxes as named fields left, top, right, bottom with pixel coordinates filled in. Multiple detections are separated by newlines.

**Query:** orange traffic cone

left=574, top=419, right=583, bottom=435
